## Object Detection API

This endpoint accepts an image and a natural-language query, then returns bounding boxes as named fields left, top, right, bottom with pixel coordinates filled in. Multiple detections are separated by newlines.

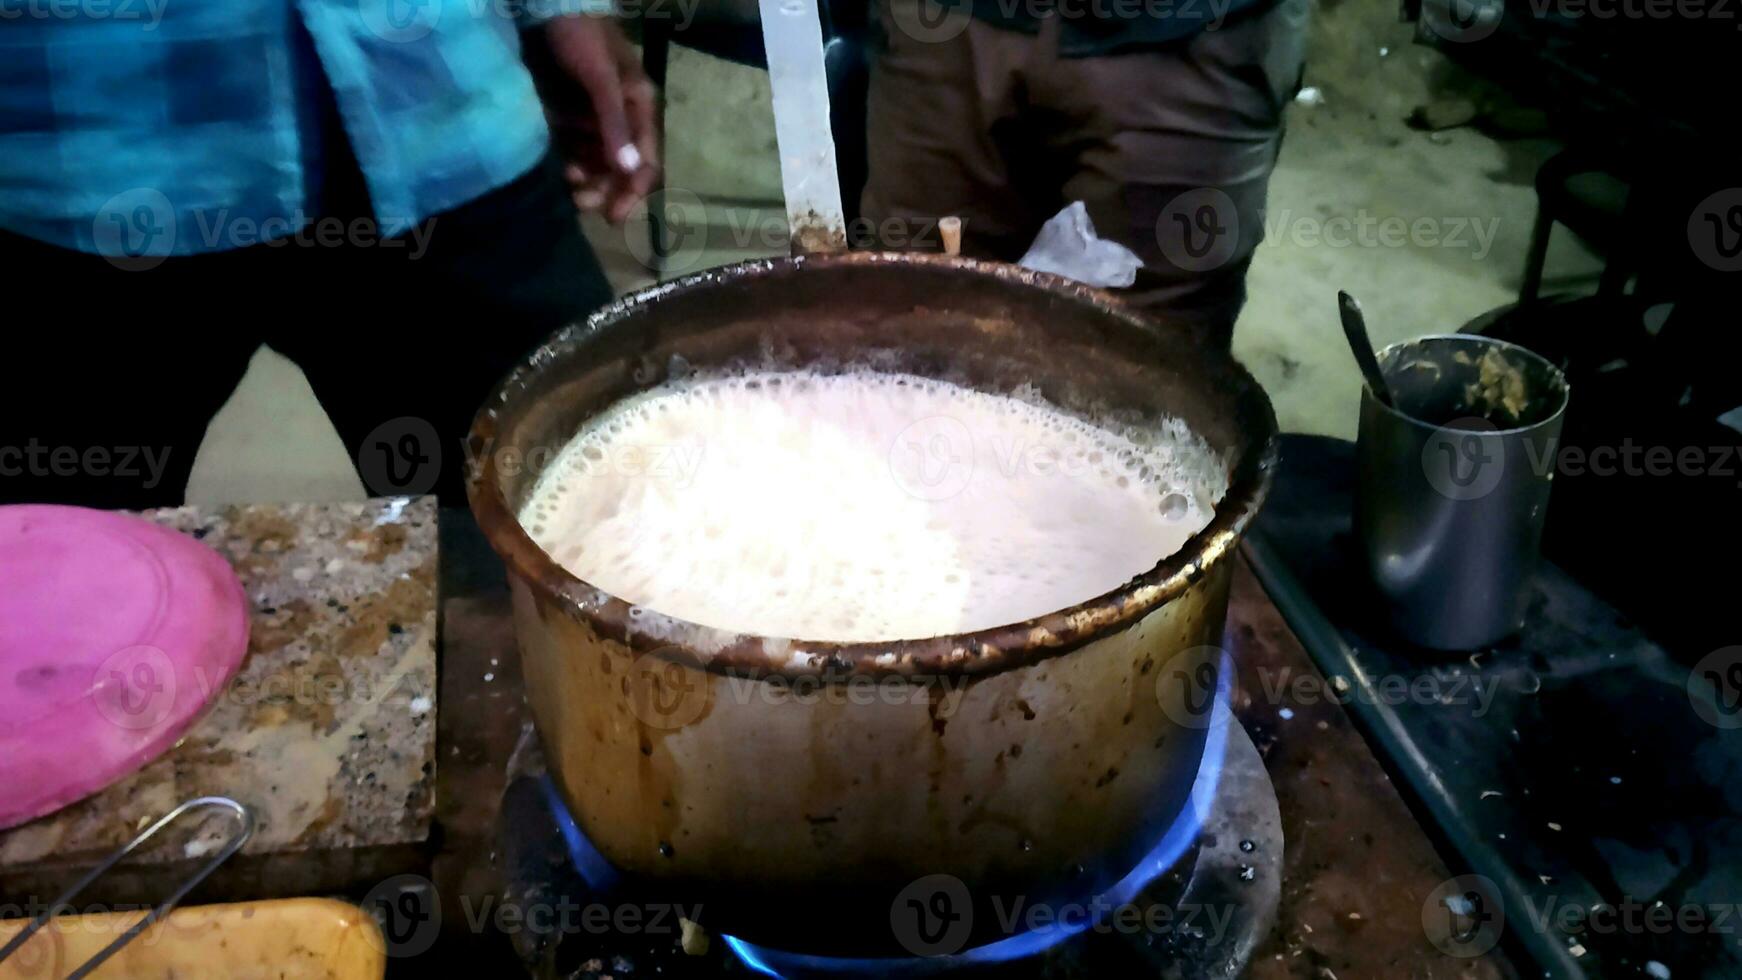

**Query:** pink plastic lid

left=0, top=505, right=250, bottom=829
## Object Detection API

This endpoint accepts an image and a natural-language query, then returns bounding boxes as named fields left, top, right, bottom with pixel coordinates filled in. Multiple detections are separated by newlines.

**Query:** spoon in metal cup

left=1338, top=290, right=1394, bottom=409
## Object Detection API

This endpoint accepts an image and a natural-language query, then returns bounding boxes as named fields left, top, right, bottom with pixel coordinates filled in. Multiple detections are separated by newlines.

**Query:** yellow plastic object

left=0, top=898, right=385, bottom=980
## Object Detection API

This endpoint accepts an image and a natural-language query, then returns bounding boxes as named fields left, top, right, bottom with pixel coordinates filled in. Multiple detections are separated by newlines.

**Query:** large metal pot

left=467, top=252, right=1276, bottom=954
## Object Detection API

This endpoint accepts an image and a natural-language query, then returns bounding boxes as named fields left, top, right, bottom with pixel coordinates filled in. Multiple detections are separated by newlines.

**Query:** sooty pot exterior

left=467, top=252, right=1276, bottom=953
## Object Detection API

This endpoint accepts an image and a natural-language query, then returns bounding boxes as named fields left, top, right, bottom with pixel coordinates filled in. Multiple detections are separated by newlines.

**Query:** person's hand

left=523, top=15, right=660, bottom=225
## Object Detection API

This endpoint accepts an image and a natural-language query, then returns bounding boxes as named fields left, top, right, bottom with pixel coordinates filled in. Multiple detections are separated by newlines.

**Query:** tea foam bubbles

left=518, top=370, right=1222, bottom=642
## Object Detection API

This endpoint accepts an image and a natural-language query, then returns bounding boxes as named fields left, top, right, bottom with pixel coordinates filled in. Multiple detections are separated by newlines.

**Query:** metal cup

left=1355, top=335, right=1570, bottom=650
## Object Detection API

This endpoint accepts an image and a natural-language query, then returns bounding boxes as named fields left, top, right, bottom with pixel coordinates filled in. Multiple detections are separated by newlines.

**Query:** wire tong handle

left=0, top=796, right=255, bottom=979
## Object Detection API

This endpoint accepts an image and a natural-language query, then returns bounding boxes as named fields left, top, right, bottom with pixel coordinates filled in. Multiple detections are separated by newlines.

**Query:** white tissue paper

left=1017, top=201, right=1144, bottom=289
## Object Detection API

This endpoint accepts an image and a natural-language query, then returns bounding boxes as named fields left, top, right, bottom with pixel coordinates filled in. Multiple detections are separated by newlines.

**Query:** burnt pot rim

left=466, top=251, right=1278, bottom=680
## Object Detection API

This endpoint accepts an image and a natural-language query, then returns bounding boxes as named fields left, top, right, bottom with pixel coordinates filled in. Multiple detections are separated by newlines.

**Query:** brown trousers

left=861, top=0, right=1308, bottom=346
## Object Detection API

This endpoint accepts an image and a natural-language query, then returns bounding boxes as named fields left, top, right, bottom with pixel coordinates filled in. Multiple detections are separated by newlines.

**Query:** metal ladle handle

left=759, top=0, right=848, bottom=254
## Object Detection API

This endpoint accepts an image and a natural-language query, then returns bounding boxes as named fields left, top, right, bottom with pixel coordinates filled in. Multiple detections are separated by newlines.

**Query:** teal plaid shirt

left=0, top=0, right=592, bottom=257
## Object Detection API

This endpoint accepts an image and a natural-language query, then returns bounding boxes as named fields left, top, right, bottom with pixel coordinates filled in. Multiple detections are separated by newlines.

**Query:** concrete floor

left=185, top=2, right=1599, bottom=505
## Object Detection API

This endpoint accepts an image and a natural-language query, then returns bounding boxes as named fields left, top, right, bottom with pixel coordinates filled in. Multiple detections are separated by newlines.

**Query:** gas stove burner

left=498, top=666, right=1281, bottom=979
